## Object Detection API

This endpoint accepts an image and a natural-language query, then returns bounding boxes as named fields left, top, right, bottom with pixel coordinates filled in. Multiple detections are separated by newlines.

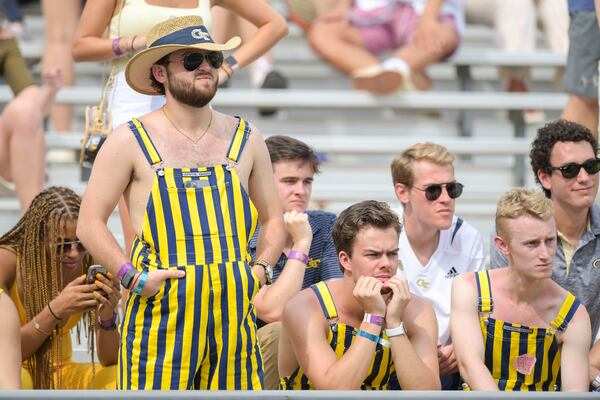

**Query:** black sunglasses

left=547, top=158, right=600, bottom=179
left=55, top=240, right=86, bottom=254
left=413, top=181, right=464, bottom=201
left=176, top=51, right=224, bottom=71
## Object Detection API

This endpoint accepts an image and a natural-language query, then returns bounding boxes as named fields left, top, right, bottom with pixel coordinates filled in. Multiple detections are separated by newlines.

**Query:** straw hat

left=125, top=15, right=241, bottom=95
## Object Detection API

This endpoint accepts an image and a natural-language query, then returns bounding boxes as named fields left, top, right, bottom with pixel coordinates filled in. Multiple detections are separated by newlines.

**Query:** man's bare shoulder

left=282, top=284, right=326, bottom=325
left=456, top=269, right=478, bottom=284
left=106, top=121, right=137, bottom=147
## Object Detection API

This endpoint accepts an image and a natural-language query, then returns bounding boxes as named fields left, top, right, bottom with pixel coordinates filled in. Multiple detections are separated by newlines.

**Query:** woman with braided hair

left=0, top=186, right=119, bottom=389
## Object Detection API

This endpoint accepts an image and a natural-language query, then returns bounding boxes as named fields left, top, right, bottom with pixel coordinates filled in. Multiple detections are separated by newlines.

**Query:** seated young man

left=391, top=142, right=486, bottom=390
left=451, top=188, right=591, bottom=391
left=250, top=135, right=342, bottom=389
left=279, top=200, right=440, bottom=390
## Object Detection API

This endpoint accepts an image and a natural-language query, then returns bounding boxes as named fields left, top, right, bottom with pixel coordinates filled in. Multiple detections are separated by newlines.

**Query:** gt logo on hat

left=191, top=28, right=210, bottom=41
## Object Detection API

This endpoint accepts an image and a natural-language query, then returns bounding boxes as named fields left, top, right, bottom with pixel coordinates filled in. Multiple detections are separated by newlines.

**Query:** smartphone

left=86, top=264, right=108, bottom=284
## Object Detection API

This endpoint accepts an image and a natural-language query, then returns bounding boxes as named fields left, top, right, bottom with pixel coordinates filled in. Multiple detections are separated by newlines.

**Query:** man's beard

left=166, top=68, right=218, bottom=108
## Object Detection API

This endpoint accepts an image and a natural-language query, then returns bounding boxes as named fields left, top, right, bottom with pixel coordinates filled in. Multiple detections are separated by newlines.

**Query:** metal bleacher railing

left=0, top=390, right=598, bottom=399
left=0, top=15, right=568, bottom=242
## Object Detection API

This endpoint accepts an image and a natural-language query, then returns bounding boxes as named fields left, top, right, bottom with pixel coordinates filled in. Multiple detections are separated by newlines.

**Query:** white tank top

left=109, top=0, right=212, bottom=72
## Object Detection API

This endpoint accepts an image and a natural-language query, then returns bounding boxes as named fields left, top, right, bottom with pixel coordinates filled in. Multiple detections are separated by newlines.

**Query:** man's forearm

left=254, top=239, right=310, bottom=322
left=459, top=361, right=499, bottom=390
left=314, top=323, right=382, bottom=389
left=254, top=215, right=285, bottom=266
left=78, top=219, right=129, bottom=276
left=391, top=335, right=440, bottom=389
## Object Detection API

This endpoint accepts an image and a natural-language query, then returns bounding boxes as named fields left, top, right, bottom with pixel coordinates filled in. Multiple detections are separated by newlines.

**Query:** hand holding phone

left=86, top=264, right=108, bottom=284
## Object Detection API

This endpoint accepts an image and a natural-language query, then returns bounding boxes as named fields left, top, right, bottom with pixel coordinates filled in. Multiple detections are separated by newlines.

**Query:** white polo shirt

left=394, top=206, right=486, bottom=345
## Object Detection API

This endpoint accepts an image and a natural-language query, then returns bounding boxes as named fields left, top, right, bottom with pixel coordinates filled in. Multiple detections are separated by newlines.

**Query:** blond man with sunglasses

left=390, top=142, right=486, bottom=390
left=490, top=119, right=600, bottom=390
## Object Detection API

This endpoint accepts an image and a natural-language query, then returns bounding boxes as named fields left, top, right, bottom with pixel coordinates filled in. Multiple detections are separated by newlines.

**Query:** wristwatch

left=254, top=259, right=273, bottom=286
left=120, top=266, right=138, bottom=290
left=225, top=55, right=239, bottom=72
left=385, top=321, right=406, bottom=338
left=592, top=373, right=600, bottom=390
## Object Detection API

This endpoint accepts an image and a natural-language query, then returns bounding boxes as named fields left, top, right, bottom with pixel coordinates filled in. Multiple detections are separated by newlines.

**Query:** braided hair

left=0, top=186, right=95, bottom=389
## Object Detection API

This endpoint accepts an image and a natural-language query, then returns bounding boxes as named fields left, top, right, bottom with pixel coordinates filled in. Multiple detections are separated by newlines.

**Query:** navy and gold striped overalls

left=280, top=281, right=394, bottom=390
left=118, top=117, right=262, bottom=390
left=469, top=270, right=581, bottom=391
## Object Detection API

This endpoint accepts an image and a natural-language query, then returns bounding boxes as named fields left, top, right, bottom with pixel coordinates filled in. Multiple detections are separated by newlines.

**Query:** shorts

left=0, top=38, right=34, bottom=95
left=563, top=11, right=600, bottom=99
left=349, top=2, right=458, bottom=56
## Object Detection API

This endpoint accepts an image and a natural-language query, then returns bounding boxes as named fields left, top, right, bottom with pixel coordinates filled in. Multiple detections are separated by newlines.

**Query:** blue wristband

left=132, top=271, right=148, bottom=295
left=356, top=329, right=390, bottom=348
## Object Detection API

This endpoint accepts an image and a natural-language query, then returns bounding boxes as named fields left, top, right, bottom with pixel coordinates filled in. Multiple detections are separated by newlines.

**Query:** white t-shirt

left=394, top=206, right=486, bottom=345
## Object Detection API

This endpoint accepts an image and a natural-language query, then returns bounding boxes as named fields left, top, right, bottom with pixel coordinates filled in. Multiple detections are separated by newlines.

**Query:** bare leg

left=41, top=0, right=80, bottom=133
left=308, top=20, right=377, bottom=74
left=0, top=70, right=61, bottom=211
left=0, top=88, right=46, bottom=211
left=314, top=0, right=340, bottom=17
left=561, top=95, right=599, bottom=138
left=392, top=24, right=459, bottom=76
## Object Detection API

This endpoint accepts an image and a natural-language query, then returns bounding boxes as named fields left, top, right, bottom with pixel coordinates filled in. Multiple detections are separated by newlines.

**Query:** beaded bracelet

left=356, top=329, right=390, bottom=348
left=112, top=37, right=123, bottom=57
left=132, top=270, right=148, bottom=295
left=98, top=312, right=118, bottom=331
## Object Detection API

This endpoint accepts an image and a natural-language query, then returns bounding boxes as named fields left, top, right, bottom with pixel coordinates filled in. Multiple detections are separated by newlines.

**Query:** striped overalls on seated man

left=472, top=270, right=581, bottom=391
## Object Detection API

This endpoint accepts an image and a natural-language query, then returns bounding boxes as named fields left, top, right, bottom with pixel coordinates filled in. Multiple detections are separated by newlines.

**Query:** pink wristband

left=363, top=313, right=385, bottom=327
left=287, top=250, right=308, bottom=265
left=112, top=37, right=123, bottom=57
left=118, top=261, right=135, bottom=280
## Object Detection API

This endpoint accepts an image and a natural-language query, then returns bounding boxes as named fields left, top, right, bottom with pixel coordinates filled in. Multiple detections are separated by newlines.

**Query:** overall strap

left=128, top=118, right=163, bottom=166
left=310, top=282, right=338, bottom=320
left=225, top=117, right=251, bottom=163
left=475, top=270, right=494, bottom=314
left=550, top=292, right=581, bottom=332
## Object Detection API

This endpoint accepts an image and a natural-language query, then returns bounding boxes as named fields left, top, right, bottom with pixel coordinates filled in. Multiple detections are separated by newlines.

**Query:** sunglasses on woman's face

left=55, top=240, right=86, bottom=254
left=413, top=181, right=464, bottom=202
left=175, top=51, right=224, bottom=71
left=547, top=158, right=600, bottom=179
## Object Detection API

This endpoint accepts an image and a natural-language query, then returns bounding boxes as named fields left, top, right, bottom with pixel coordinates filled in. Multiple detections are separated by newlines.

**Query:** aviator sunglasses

left=176, top=51, right=224, bottom=71
left=55, top=240, right=86, bottom=254
left=413, top=181, right=464, bottom=201
left=547, top=158, right=600, bottom=179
